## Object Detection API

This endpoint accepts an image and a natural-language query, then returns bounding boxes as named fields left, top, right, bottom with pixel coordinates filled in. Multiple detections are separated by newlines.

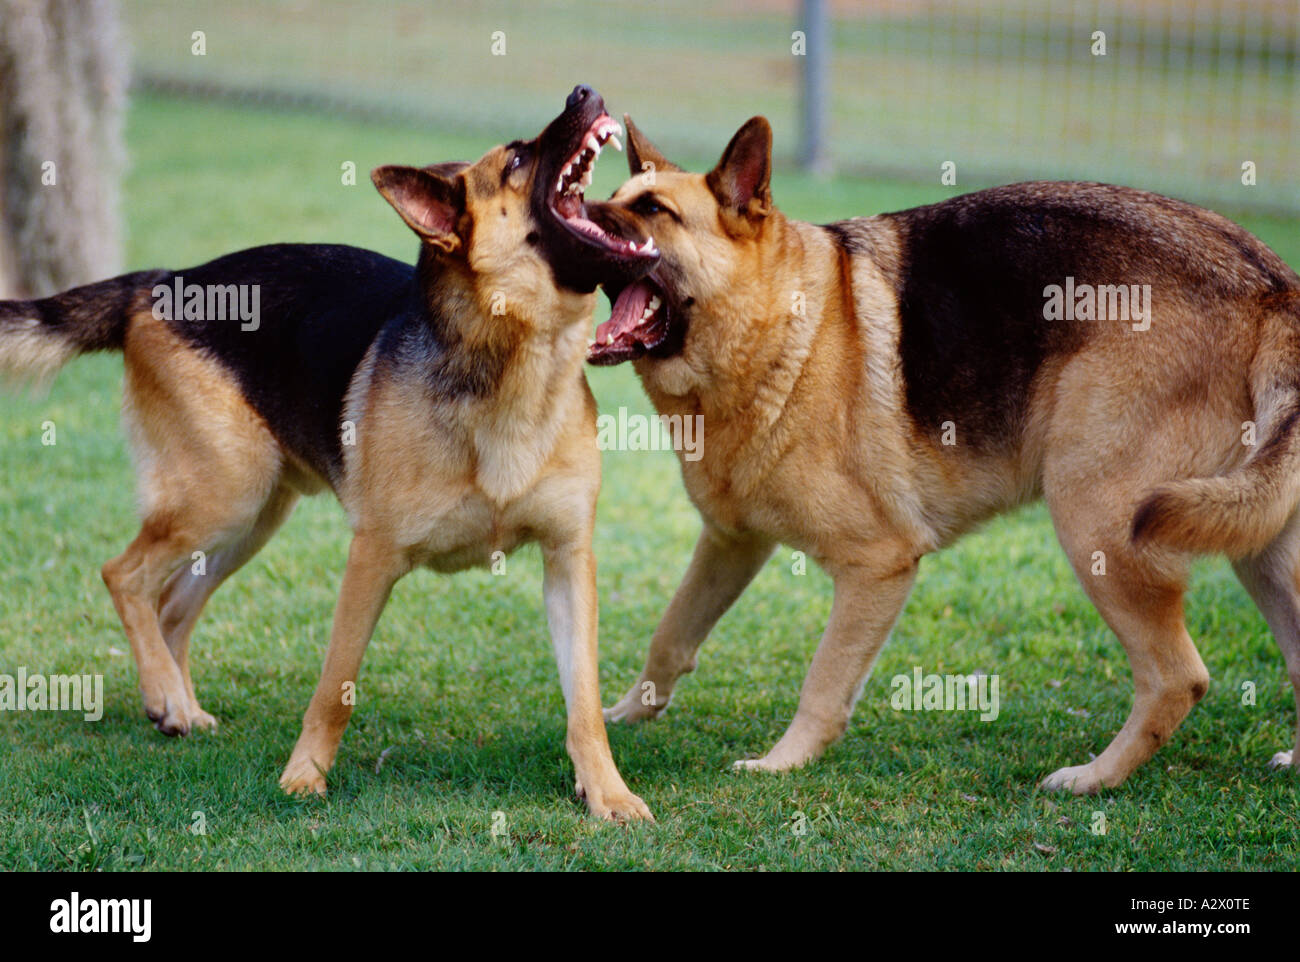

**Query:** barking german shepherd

left=0, top=86, right=657, bottom=820
left=587, top=114, right=1300, bottom=793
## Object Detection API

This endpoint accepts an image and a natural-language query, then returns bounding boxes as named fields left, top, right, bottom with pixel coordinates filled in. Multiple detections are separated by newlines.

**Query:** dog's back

left=828, top=181, right=1299, bottom=452
left=157, top=243, right=415, bottom=486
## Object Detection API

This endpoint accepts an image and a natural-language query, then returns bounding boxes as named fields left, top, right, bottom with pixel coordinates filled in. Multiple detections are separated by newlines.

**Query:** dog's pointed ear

left=624, top=114, right=681, bottom=179
left=706, top=116, right=772, bottom=221
left=372, top=165, right=466, bottom=254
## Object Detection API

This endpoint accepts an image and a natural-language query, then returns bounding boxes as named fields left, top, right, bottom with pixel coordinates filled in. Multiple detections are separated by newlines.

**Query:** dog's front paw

left=187, top=705, right=218, bottom=732
left=733, top=754, right=798, bottom=774
left=141, top=684, right=192, bottom=737
left=279, top=753, right=328, bottom=797
left=603, top=683, right=670, bottom=724
left=1268, top=750, right=1294, bottom=769
left=1040, top=762, right=1107, bottom=795
left=575, top=773, right=654, bottom=822
left=581, top=783, right=654, bottom=823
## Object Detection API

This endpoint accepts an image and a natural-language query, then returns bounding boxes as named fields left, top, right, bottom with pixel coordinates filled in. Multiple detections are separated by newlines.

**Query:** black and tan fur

left=586, top=115, right=1300, bottom=793
left=0, top=86, right=657, bottom=820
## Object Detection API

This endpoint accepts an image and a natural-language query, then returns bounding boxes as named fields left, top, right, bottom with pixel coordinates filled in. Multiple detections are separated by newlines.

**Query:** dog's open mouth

left=550, top=115, right=658, bottom=260
left=587, top=275, right=672, bottom=365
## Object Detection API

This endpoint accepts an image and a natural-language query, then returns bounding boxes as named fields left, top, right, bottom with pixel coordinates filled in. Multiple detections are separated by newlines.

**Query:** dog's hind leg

left=1042, top=478, right=1208, bottom=794
left=105, top=312, right=284, bottom=735
left=1231, top=519, right=1300, bottom=771
left=103, top=514, right=223, bottom=736
left=156, top=484, right=300, bottom=730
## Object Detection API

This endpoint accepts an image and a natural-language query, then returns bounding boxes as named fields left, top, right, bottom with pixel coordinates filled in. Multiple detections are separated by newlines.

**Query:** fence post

left=800, top=0, right=831, bottom=175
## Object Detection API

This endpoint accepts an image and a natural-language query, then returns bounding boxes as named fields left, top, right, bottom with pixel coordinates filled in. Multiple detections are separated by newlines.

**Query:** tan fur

left=103, top=311, right=284, bottom=733
left=601, top=117, right=1300, bottom=793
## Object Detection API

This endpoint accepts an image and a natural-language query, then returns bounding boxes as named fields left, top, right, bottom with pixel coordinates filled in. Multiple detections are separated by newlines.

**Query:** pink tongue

left=595, top=281, right=652, bottom=343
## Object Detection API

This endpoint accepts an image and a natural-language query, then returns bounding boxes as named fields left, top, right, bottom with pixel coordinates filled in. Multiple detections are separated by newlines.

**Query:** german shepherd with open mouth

left=587, top=114, right=1300, bottom=794
left=0, top=85, right=658, bottom=820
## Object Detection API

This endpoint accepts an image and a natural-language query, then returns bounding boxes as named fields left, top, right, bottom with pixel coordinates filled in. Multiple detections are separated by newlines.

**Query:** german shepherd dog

left=587, top=115, right=1300, bottom=793
left=0, top=86, right=657, bottom=820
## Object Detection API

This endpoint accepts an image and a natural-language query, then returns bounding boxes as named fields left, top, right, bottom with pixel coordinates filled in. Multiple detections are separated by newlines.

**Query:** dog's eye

left=503, top=149, right=529, bottom=182
left=634, top=196, right=664, bottom=216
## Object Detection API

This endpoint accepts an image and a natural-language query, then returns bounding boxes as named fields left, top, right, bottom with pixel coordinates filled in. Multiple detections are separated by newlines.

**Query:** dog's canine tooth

left=649, top=295, right=661, bottom=310
left=607, top=135, right=623, bottom=152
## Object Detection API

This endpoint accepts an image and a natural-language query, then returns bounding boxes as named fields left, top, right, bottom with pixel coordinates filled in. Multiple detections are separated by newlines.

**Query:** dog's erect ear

left=624, top=114, right=682, bottom=179
left=372, top=165, right=466, bottom=254
left=706, top=116, right=772, bottom=220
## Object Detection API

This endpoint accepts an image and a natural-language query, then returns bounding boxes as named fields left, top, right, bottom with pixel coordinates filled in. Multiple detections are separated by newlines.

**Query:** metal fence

left=124, top=0, right=1300, bottom=214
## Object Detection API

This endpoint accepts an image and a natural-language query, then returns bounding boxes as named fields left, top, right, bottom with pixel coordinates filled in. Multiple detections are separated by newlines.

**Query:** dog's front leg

left=606, top=524, right=774, bottom=723
left=542, top=539, right=653, bottom=821
left=280, top=533, right=407, bottom=796
left=736, top=551, right=917, bottom=773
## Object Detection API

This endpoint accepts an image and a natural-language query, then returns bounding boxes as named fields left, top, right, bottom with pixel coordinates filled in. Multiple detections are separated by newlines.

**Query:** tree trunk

left=0, top=0, right=127, bottom=298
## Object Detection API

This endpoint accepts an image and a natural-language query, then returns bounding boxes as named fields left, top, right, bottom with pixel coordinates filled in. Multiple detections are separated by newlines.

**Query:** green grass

left=1, top=92, right=1298, bottom=871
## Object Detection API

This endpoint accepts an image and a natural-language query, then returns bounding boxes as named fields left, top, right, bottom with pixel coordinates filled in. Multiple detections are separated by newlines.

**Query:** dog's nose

left=566, top=85, right=594, bottom=110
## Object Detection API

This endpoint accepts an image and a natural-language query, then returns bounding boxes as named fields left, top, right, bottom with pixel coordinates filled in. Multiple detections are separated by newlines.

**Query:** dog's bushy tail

left=0, top=269, right=168, bottom=387
left=1133, top=292, right=1300, bottom=558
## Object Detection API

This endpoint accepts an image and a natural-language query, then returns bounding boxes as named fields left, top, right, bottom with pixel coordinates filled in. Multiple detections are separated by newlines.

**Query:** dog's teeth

left=649, top=296, right=661, bottom=310
left=605, top=333, right=614, bottom=345
left=586, top=135, right=600, bottom=152
left=607, top=134, right=623, bottom=152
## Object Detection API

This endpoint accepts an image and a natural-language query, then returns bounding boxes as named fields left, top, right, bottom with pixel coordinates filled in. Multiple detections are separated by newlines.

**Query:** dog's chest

left=407, top=490, right=526, bottom=573
left=683, top=457, right=767, bottom=534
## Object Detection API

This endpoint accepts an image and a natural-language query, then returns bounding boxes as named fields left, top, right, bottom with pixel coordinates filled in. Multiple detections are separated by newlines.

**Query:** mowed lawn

left=1, top=94, right=1298, bottom=871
